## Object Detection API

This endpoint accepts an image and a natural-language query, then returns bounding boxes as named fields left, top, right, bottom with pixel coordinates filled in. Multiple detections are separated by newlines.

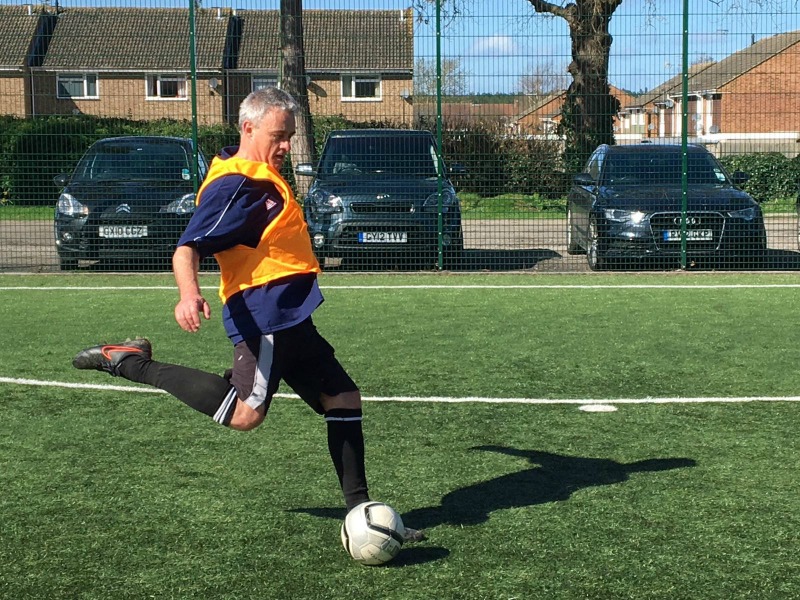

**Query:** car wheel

left=587, top=219, right=606, bottom=271
left=566, top=207, right=584, bottom=255
left=59, top=255, right=79, bottom=271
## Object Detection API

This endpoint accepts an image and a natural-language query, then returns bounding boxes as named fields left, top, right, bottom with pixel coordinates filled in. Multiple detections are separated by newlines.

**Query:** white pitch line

left=2, top=376, right=800, bottom=404
left=2, top=284, right=800, bottom=291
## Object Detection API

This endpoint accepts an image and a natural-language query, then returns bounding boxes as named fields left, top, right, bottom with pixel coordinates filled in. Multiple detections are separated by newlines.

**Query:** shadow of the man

left=401, top=446, right=696, bottom=529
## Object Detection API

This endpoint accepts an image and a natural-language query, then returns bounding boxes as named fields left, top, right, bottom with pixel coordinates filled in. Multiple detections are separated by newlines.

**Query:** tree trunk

left=527, top=0, right=622, bottom=174
left=280, top=0, right=316, bottom=198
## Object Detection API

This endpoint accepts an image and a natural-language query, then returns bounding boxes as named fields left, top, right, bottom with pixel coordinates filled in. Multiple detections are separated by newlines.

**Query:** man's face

left=244, top=108, right=296, bottom=169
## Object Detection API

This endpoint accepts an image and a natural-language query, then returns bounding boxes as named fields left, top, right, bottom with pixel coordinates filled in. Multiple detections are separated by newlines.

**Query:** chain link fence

left=1, top=0, right=799, bottom=272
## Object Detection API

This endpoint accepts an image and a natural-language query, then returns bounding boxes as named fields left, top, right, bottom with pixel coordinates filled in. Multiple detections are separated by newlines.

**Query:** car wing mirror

left=573, top=172, right=595, bottom=186
left=295, top=163, right=316, bottom=176
left=730, top=171, right=750, bottom=186
left=53, top=173, right=69, bottom=187
left=449, top=163, right=467, bottom=176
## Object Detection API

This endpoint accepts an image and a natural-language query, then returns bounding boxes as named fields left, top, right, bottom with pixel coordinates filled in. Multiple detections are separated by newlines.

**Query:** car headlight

left=307, top=188, right=343, bottom=214
left=423, top=190, right=456, bottom=212
left=161, top=193, right=197, bottom=214
left=728, top=207, right=755, bottom=221
left=604, top=209, right=647, bottom=224
left=56, top=193, right=88, bottom=217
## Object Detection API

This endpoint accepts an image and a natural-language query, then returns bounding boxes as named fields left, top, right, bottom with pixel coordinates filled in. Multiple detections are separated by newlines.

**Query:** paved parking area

left=2, top=216, right=798, bottom=272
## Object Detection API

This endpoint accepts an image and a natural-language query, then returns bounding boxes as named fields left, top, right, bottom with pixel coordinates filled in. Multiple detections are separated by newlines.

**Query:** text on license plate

left=358, top=231, right=407, bottom=243
left=663, top=229, right=712, bottom=241
left=99, top=225, right=148, bottom=239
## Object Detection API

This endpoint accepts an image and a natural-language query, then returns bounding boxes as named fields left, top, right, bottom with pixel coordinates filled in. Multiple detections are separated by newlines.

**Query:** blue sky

left=301, top=0, right=800, bottom=93
left=11, top=0, right=800, bottom=94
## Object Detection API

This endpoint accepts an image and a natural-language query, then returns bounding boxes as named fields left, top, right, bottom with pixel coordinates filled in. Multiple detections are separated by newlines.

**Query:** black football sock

left=325, top=408, right=370, bottom=511
left=117, top=355, right=237, bottom=426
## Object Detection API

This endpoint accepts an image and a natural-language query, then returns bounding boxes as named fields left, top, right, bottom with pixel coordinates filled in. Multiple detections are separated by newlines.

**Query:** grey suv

left=296, top=129, right=463, bottom=267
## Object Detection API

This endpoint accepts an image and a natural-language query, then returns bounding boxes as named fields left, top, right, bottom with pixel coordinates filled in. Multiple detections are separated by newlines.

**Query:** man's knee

left=320, top=390, right=362, bottom=412
left=229, top=401, right=265, bottom=431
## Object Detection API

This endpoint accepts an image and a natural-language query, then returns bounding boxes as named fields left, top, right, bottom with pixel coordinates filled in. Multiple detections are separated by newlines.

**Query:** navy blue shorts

left=229, top=318, right=358, bottom=415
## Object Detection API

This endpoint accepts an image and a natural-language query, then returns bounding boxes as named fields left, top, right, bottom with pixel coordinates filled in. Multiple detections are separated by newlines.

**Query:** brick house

left=512, top=86, right=635, bottom=137
left=11, top=6, right=413, bottom=126
left=616, top=62, right=714, bottom=141
left=414, top=100, right=521, bottom=130
left=618, top=31, right=800, bottom=154
left=31, top=7, right=231, bottom=124
left=0, top=5, right=56, bottom=118
left=228, top=9, right=414, bottom=126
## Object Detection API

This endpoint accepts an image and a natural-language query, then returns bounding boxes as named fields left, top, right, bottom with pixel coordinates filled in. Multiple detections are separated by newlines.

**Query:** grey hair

left=238, top=86, right=298, bottom=130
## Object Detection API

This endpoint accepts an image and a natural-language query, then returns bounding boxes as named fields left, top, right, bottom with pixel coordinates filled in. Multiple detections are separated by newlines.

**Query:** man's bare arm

left=172, top=244, right=211, bottom=332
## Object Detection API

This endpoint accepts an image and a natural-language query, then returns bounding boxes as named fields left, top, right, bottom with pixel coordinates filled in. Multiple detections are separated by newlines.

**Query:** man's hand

left=172, top=244, right=209, bottom=332
left=174, top=294, right=211, bottom=332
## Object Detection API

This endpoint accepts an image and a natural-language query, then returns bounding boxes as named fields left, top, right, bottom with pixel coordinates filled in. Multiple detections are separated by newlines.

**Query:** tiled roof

left=41, top=7, right=230, bottom=71
left=634, top=30, right=800, bottom=106
left=236, top=9, right=413, bottom=72
left=691, top=30, right=800, bottom=90
left=514, top=85, right=632, bottom=121
left=0, top=6, right=46, bottom=69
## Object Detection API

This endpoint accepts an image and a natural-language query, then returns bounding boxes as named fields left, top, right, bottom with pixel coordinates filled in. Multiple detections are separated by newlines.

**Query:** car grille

left=98, top=215, right=153, bottom=225
left=350, top=202, right=414, bottom=214
left=650, top=211, right=725, bottom=250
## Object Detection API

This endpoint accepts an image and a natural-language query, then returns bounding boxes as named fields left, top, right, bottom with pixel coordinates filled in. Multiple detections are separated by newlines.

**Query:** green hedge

left=0, top=115, right=387, bottom=205
left=719, top=152, right=800, bottom=208
left=0, top=115, right=243, bottom=205
left=419, top=117, right=568, bottom=199
left=6, top=114, right=794, bottom=208
left=1, top=114, right=569, bottom=205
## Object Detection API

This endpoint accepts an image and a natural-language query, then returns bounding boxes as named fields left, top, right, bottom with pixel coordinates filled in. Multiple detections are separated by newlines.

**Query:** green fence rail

left=1, top=0, right=799, bottom=272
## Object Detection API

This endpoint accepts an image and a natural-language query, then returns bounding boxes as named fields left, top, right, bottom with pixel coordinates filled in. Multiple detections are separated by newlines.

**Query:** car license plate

left=99, top=225, right=148, bottom=238
left=663, top=229, right=712, bottom=241
left=358, top=231, right=407, bottom=243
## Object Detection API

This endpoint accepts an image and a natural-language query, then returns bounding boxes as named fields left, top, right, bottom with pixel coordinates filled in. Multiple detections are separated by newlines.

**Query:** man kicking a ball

left=73, top=86, right=423, bottom=542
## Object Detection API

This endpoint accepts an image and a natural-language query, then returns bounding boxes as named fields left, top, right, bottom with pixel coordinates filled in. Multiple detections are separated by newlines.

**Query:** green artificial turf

left=1, top=272, right=799, bottom=599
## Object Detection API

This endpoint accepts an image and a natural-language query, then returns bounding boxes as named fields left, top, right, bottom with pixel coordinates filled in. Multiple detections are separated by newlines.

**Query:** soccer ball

left=340, top=501, right=405, bottom=565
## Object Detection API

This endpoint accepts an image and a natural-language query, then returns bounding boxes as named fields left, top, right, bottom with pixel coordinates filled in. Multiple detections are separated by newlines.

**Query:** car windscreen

left=71, top=141, right=193, bottom=182
left=602, top=150, right=729, bottom=186
left=317, top=135, right=440, bottom=178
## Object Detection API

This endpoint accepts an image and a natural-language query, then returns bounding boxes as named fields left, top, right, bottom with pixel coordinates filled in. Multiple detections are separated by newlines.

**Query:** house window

left=252, top=76, right=278, bottom=91
left=341, top=75, right=381, bottom=101
left=57, top=73, right=98, bottom=99
left=146, top=75, right=187, bottom=100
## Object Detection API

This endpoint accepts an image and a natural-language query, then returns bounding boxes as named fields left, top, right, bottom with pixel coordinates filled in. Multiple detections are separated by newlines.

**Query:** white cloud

left=471, top=35, right=517, bottom=57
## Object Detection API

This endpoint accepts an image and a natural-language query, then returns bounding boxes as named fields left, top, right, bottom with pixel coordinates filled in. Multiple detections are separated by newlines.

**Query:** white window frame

left=56, top=73, right=99, bottom=99
left=341, top=75, right=382, bottom=101
left=145, top=74, right=188, bottom=100
left=252, top=76, right=278, bottom=92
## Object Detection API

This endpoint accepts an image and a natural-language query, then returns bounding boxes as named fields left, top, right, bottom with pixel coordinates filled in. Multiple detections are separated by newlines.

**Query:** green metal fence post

left=188, top=0, right=200, bottom=192
left=435, top=0, right=444, bottom=270
left=680, top=0, right=689, bottom=268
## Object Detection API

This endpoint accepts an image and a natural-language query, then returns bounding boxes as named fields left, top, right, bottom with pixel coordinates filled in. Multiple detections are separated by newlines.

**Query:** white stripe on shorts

left=244, top=333, right=274, bottom=411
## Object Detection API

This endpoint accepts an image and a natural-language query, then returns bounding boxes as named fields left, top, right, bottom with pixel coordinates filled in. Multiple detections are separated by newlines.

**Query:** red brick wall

left=0, top=74, right=30, bottom=117
left=31, top=72, right=224, bottom=125
left=719, top=46, right=800, bottom=134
